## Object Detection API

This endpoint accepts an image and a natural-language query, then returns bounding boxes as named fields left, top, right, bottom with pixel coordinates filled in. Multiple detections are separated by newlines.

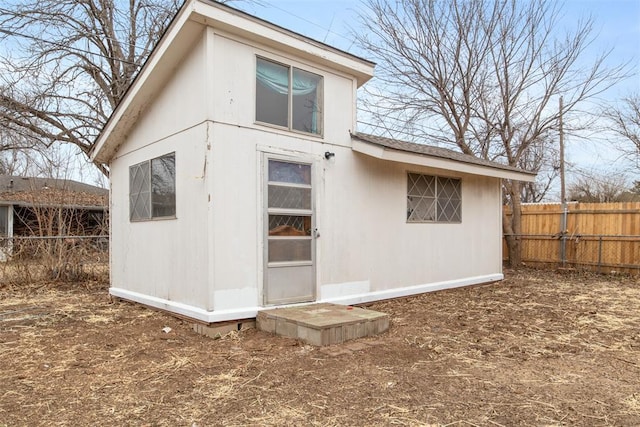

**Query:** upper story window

left=130, top=152, right=176, bottom=221
left=407, top=173, right=461, bottom=223
left=256, top=57, right=323, bottom=136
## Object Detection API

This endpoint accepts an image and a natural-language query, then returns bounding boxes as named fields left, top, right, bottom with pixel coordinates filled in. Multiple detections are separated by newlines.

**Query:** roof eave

left=352, top=139, right=537, bottom=182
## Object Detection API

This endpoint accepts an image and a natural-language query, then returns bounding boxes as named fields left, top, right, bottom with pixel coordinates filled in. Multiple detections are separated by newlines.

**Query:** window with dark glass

left=256, top=57, right=323, bottom=135
left=130, top=153, right=176, bottom=221
left=0, top=205, right=8, bottom=247
left=407, top=173, right=461, bottom=223
left=0, top=206, right=7, bottom=237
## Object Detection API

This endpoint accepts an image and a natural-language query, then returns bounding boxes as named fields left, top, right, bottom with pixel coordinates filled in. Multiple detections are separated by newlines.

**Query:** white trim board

left=352, top=139, right=535, bottom=182
left=110, top=273, right=503, bottom=324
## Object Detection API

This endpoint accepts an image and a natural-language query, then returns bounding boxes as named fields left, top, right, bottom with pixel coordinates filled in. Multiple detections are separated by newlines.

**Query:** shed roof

left=351, top=133, right=536, bottom=182
left=90, top=0, right=375, bottom=165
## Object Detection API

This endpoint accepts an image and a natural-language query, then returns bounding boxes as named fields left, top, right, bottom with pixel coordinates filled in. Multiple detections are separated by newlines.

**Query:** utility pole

left=559, top=97, right=566, bottom=205
left=559, top=96, right=567, bottom=267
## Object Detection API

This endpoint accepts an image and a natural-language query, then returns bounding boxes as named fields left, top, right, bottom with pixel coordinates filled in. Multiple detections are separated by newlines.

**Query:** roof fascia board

left=190, top=1, right=374, bottom=86
left=352, top=139, right=536, bottom=182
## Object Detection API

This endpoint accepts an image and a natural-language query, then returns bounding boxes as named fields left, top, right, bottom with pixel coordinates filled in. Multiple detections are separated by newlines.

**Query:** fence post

left=597, top=236, right=603, bottom=274
left=560, top=203, right=568, bottom=267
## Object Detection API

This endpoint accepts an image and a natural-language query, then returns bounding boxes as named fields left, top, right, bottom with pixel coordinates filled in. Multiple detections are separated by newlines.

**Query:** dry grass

left=0, top=237, right=108, bottom=285
left=1, top=269, right=639, bottom=426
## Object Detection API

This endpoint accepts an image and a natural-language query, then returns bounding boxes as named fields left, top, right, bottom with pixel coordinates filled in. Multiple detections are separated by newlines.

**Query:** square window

left=256, top=57, right=323, bottom=135
left=130, top=153, right=176, bottom=221
left=407, top=173, right=461, bottom=223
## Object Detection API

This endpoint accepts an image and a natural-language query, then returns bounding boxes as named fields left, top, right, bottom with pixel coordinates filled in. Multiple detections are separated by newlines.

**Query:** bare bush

left=0, top=185, right=108, bottom=284
left=0, top=235, right=108, bottom=284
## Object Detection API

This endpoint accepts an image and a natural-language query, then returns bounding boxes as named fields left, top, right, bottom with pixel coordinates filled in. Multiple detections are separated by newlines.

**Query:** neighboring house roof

left=351, top=133, right=537, bottom=182
left=90, top=0, right=375, bottom=164
left=0, top=175, right=108, bottom=209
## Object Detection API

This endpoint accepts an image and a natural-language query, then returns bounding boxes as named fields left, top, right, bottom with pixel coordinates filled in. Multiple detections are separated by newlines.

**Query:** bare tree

left=0, top=0, right=184, bottom=176
left=355, top=0, right=628, bottom=266
left=604, top=94, right=640, bottom=166
left=567, top=170, right=636, bottom=202
left=516, top=134, right=560, bottom=203
left=0, top=124, right=43, bottom=175
left=0, top=121, right=88, bottom=177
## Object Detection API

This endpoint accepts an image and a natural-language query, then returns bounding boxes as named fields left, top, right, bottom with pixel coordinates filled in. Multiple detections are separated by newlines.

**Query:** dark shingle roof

left=351, top=133, right=535, bottom=176
left=0, top=175, right=106, bottom=194
left=0, top=175, right=108, bottom=208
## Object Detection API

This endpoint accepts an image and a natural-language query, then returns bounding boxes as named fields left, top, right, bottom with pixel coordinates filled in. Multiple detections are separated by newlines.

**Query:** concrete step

left=257, top=303, right=389, bottom=346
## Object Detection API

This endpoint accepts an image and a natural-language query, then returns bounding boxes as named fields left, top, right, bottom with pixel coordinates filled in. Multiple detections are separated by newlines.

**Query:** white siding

left=121, top=30, right=208, bottom=150
left=111, top=124, right=211, bottom=309
left=319, top=150, right=501, bottom=292
left=204, top=32, right=360, bottom=310
left=206, top=122, right=503, bottom=311
left=110, top=31, right=212, bottom=310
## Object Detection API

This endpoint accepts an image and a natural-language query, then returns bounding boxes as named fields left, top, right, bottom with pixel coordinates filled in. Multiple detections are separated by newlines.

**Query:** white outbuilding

left=91, top=0, right=535, bottom=323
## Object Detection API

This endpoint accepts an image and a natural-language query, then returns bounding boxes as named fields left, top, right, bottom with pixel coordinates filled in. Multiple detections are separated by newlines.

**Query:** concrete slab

left=257, top=303, right=389, bottom=346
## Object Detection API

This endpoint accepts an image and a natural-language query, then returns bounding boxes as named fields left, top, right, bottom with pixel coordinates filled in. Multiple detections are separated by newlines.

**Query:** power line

left=241, top=2, right=358, bottom=49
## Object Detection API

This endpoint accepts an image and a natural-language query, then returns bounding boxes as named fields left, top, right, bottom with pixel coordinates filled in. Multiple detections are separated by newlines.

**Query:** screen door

left=264, top=158, right=315, bottom=305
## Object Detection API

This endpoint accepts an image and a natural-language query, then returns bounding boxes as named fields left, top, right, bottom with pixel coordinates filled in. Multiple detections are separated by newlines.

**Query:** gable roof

left=90, top=0, right=375, bottom=165
left=0, top=175, right=108, bottom=208
left=351, top=133, right=536, bottom=182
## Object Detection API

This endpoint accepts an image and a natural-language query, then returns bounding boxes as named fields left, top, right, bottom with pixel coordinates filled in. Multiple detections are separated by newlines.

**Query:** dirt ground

left=1, top=269, right=639, bottom=426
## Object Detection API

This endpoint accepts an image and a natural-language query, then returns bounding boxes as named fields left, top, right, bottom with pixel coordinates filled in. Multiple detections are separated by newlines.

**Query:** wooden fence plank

left=504, top=202, right=640, bottom=274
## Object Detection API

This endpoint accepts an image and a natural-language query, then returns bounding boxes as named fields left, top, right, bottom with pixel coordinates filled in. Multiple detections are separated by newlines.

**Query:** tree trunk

left=503, top=181, right=523, bottom=267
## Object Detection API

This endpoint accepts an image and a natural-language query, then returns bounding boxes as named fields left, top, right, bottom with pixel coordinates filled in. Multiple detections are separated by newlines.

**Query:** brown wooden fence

left=503, top=202, right=640, bottom=274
